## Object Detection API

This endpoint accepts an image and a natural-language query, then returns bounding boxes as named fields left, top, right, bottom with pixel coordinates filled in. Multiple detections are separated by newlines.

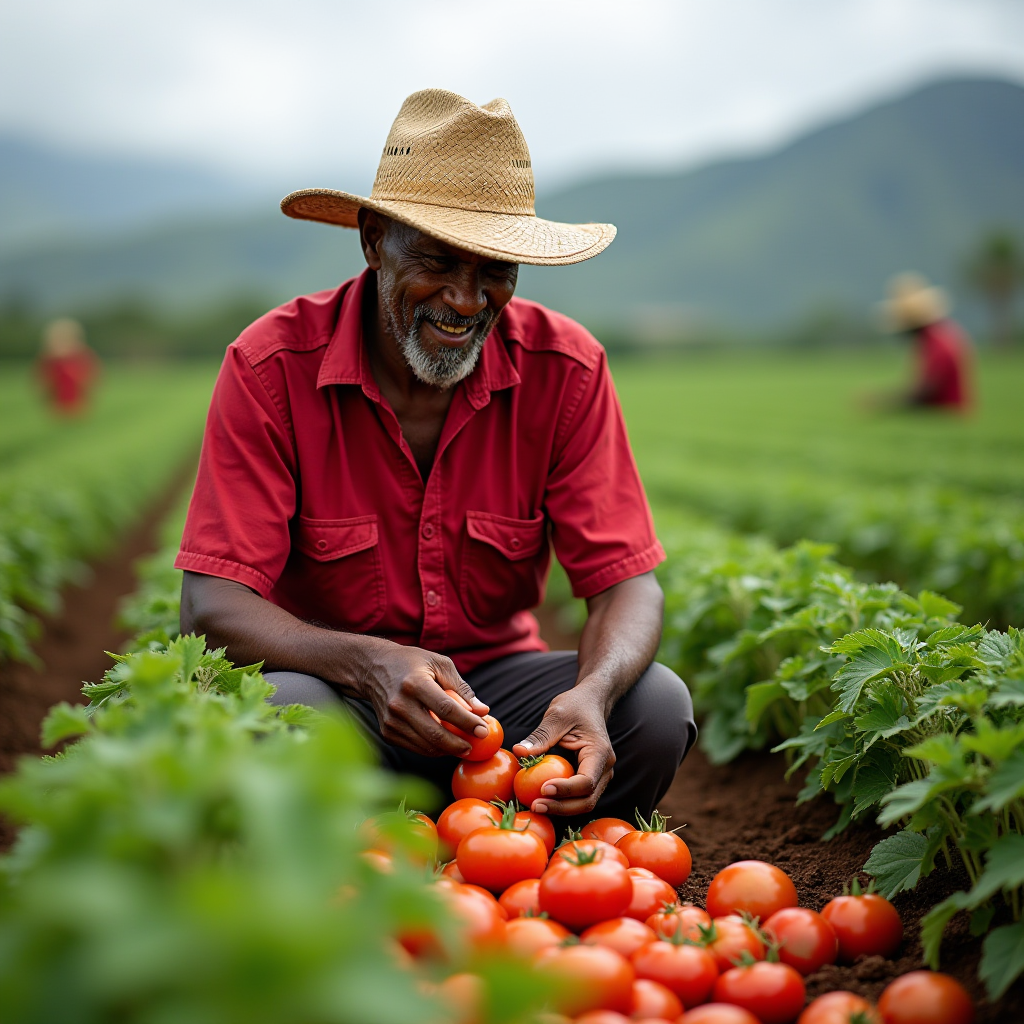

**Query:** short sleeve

left=175, top=345, right=297, bottom=596
left=543, top=352, right=665, bottom=599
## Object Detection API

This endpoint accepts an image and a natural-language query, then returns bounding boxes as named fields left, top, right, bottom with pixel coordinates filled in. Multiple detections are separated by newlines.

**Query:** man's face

left=362, top=212, right=518, bottom=387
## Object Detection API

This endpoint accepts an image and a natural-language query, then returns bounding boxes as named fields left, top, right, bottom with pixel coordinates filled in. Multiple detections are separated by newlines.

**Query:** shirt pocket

left=293, top=514, right=386, bottom=631
left=459, top=510, right=548, bottom=627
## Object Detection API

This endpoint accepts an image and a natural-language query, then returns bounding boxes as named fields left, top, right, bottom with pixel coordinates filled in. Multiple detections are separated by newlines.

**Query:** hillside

left=1, top=76, right=1023, bottom=333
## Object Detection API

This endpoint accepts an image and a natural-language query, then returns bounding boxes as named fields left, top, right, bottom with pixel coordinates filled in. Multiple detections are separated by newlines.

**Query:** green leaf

left=921, top=891, right=974, bottom=968
left=40, top=702, right=91, bottom=748
left=851, top=752, right=899, bottom=819
left=829, top=630, right=908, bottom=713
left=864, top=829, right=931, bottom=897
left=961, top=720, right=1024, bottom=762
left=815, top=708, right=850, bottom=730
left=973, top=749, right=1024, bottom=814
left=981, top=920, right=1024, bottom=1001
left=965, top=833, right=1024, bottom=904
left=978, top=630, right=1018, bottom=668
left=745, top=681, right=785, bottom=726
left=918, top=590, right=962, bottom=621
left=903, top=734, right=961, bottom=767
left=924, top=624, right=984, bottom=648
left=989, top=678, right=1024, bottom=708
left=970, top=904, right=996, bottom=937
left=878, top=778, right=938, bottom=826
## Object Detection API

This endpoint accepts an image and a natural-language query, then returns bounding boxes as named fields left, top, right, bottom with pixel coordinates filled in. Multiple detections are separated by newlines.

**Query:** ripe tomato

left=437, top=798, right=498, bottom=859
left=504, top=915, right=571, bottom=957
left=435, top=688, right=504, bottom=761
left=582, top=817, right=638, bottom=845
left=630, top=938, right=719, bottom=1008
left=498, top=877, right=541, bottom=919
left=452, top=748, right=519, bottom=802
left=616, top=809, right=692, bottom=888
left=575, top=1012, right=631, bottom=1024
left=646, top=902, right=711, bottom=940
left=876, top=971, right=974, bottom=1024
left=460, top=883, right=508, bottom=918
left=624, top=867, right=678, bottom=921
left=539, top=845, right=634, bottom=930
left=361, top=807, right=438, bottom=863
left=440, top=859, right=466, bottom=882
left=706, top=861, right=798, bottom=921
left=630, top=977, right=683, bottom=1020
left=509, top=804, right=556, bottom=855
left=701, top=915, right=766, bottom=973
left=456, top=803, right=548, bottom=892
left=360, top=848, right=394, bottom=873
left=764, top=907, right=838, bottom=975
left=713, top=961, right=806, bottom=1024
left=580, top=916, right=657, bottom=958
left=549, top=837, right=629, bottom=870
left=821, top=886, right=904, bottom=962
left=680, top=1004, right=762, bottom=1024
left=514, top=753, right=575, bottom=806
left=400, top=883, right=505, bottom=959
left=534, top=942, right=635, bottom=1015
left=798, top=990, right=882, bottom=1024
left=436, top=972, right=485, bottom=1024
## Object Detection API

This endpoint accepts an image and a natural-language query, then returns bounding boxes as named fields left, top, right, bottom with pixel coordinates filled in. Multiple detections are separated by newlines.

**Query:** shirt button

left=422, top=523, right=434, bottom=539
left=426, top=590, right=439, bottom=607
left=510, top=537, right=521, bottom=550
left=316, top=539, right=328, bottom=551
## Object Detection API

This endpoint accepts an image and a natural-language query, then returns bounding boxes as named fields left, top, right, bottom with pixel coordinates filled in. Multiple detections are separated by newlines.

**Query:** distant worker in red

left=37, top=318, right=100, bottom=417
left=879, top=273, right=972, bottom=411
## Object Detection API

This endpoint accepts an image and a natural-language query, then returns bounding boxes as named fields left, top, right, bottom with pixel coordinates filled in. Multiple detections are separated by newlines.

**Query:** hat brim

left=281, top=188, right=615, bottom=266
left=879, top=287, right=949, bottom=332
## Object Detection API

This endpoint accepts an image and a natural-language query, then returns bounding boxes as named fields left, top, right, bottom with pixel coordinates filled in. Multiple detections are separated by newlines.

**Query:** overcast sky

left=2, top=0, right=1023, bottom=191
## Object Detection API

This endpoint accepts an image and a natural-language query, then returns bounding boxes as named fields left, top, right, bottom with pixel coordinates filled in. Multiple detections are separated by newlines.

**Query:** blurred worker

left=37, top=318, right=100, bottom=416
left=879, top=273, right=972, bottom=411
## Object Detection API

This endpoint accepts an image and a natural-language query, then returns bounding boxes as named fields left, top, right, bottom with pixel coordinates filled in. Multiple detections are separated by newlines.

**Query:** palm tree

left=965, top=231, right=1023, bottom=348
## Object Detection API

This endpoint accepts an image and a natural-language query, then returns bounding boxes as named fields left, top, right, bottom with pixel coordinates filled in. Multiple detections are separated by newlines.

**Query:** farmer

left=177, top=89, right=695, bottom=825
left=878, top=273, right=972, bottom=411
left=37, top=318, right=100, bottom=417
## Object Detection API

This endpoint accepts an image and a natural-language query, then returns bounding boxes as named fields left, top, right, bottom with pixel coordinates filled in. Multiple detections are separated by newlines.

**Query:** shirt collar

left=316, top=268, right=521, bottom=404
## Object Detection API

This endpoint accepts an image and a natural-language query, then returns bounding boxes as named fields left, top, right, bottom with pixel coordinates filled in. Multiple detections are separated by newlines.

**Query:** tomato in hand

left=821, top=882, right=904, bottom=962
left=539, top=844, right=634, bottom=930
left=580, top=916, right=657, bottom=958
left=616, top=809, right=692, bottom=887
left=452, top=748, right=518, bottom=802
left=764, top=907, right=838, bottom=975
left=534, top=942, right=635, bottom=1015
left=630, top=977, right=683, bottom=1020
left=713, top=960, right=806, bottom=1024
left=701, top=915, right=766, bottom=973
left=798, top=990, right=882, bottom=1024
left=498, top=877, right=541, bottom=919
left=680, top=1004, right=762, bottom=1024
left=513, top=753, right=575, bottom=806
left=706, top=860, right=798, bottom=921
left=456, top=802, right=548, bottom=892
left=503, top=915, right=571, bottom=957
left=549, top=836, right=629, bottom=870
left=647, top=902, right=711, bottom=940
left=582, top=817, right=637, bottom=845
left=630, top=937, right=719, bottom=1008
left=435, top=688, right=504, bottom=761
left=623, top=867, right=678, bottom=921
left=437, top=798, right=497, bottom=859
left=876, top=971, right=974, bottom=1024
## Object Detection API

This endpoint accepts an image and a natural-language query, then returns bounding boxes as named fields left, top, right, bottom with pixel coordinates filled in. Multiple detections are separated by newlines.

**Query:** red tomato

left=436, top=689, right=504, bottom=761
left=582, top=817, right=638, bottom=845
left=399, top=884, right=505, bottom=959
left=680, top=1005, right=762, bottom=1024
left=539, top=845, right=634, bottom=930
left=498, top=878, right=541, bottom=919
left=504, top=915, right=571, bottom=957
left=549, top=837, right=629, bottom=870
left=452, top=748, right=519, bottom=802
left=701, top=915, right=766, bottom=973
left=436, top=972, right=484, bottom=1024
left=441, top=860, right=466, bottom=883
left=646, top=902, right=711, bottom=941
left=534, top=942, right=635, bottom=1015
left=713, top=961, right=806, bottom=1024
left=630, top=977, right=683, bottom=1020
left=361, top=808, right=438, bottom=863
left=575, top=1013, right=631, bottom=1024
left=437, top=798, right=498, bottom=860
left=616, top=810, right=692, bottom=888
left=580, top=916, right=657, bottom=958
left=798, top=990, right=882, bottom=1024
left=456, top=803, right=548, bottom=892
left=460, top=883, right=508, bottom=918
left=513, top=805, right=556, bottom=855
left=360, top=848, right=394, bottom=873
left=624, top=867, right=678, bottom=921
left=764, top=907, right=838, bottom=975
left=705, top=861, right=798, bottom=921
left=821, top=889, right=904, bottom=962
left=876, top=971, right=974, bottom=1024
left=630, top=938, right=719, bottom=1008
left=514, top=753, right=575, bottom=806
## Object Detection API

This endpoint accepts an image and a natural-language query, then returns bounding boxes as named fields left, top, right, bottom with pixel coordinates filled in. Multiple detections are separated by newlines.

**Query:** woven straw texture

left=881, top=272, right=949, bottom=331
left=281, top=89, right=616, bottom=266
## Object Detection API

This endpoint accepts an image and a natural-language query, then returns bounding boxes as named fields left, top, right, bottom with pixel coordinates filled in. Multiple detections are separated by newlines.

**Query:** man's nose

left=443, top=268, right=487, bottom=317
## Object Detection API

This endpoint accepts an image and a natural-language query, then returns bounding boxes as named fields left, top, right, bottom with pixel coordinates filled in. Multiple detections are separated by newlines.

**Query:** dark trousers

left=264, top=651, right=697, bottom=832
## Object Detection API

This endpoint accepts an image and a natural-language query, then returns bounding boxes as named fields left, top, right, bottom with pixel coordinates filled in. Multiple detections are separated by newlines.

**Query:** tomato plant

left=698, top=916, right=766, bottom=973
left=706, top=860, right=798, bottom=921
left=455, top=802, right=548, bottom=892
left=436, top=798, right=497, bottom=859
left=582, top=817, right=637, bottom=845
left=876, top=971, right=974, bottom=1024
left=624, top=867, right=679, bottom=921
left=539, top=845, right=634, bottom=930
left=764, top=907, right=838, bottom=975
left=798, top=990, right=882, bottom=1024
left=503, top=915, right=571, bottom=957
left=712, top=960, right=806, bottom=1024
left=451, top=748, right=518, bottom=802
left=616, top=809, right=692, bottom=887
left=513, top=752, right=575, bottom=806
left=549, top=834, right=629, bottom=870
left=680, top=1003, right=763, bottom=1024
left=821, top=881, right=903, bottom=962
left=630, top=977, right=683, bottom=1019
left=435, top=689, right=504, bottom=761
left=630, top=935, right=719, bottom=1008
left=580, top=916, right=657, bottom=958
left=498, top=877, right=541, bottom=919
left=647, top=902, right=711, bottom=940
left=534, top=942, right=635, bottom=1015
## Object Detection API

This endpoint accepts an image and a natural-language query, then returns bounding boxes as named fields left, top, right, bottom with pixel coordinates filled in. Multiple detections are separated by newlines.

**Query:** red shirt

left=916, top=319, right=971, bottom=410
left=176, top=270, right=664, bottom=673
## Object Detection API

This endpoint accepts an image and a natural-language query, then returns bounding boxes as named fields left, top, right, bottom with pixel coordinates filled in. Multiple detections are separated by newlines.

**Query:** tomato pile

left=359, top=701, right=975, bottom=1024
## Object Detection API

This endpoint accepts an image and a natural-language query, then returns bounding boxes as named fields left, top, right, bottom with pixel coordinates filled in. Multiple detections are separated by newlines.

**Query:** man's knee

left=263, top=671, right=343, bottom=708
left=624, top=661, right=697, bottom=763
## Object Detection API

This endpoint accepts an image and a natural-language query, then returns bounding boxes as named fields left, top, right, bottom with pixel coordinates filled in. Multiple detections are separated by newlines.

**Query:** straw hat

left=880, top=272, right=950, bottom=331
left=41, top=317, right=87, bottom=358
left=280, top=89, right=616, bottom=266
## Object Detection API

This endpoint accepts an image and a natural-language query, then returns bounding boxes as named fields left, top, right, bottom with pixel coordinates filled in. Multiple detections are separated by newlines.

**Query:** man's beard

left=378, top=266, right=495, bottom=388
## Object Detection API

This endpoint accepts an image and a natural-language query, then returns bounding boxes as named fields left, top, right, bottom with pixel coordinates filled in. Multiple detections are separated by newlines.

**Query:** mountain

left=1, top=77, right=1023, bottom=333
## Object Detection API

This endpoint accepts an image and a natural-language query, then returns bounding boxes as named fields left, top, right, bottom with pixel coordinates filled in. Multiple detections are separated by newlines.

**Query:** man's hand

left=512, top=683, right=615, bottom=816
